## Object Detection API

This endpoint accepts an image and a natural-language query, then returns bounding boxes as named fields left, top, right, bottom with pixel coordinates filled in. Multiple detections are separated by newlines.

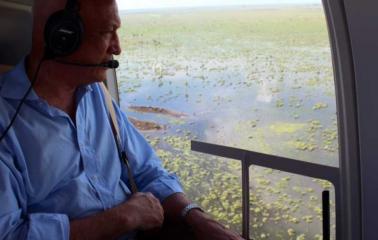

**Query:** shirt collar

left=0, top=57, right=39, bottom=101
left=0, top=57, right=94, bottom=101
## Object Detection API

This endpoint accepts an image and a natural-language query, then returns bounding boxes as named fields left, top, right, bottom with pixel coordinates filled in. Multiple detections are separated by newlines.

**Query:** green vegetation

left=118, top=6, right=337, bottom=239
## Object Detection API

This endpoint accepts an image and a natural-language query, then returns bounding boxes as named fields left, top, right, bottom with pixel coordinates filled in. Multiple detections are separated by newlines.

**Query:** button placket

left=76, top=107, right=107, bottom=208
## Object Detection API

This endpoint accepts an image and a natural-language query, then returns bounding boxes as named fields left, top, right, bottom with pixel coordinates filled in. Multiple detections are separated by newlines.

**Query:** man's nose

left=109, top=33, right=122, bottom=55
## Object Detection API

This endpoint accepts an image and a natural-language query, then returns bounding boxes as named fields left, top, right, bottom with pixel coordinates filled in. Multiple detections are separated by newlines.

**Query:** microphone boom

left=55, top=59, right=119, bottom=69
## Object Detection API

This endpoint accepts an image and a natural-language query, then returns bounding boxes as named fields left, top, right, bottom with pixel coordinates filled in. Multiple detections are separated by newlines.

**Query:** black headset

left=44, top=0, right=84, bottom=58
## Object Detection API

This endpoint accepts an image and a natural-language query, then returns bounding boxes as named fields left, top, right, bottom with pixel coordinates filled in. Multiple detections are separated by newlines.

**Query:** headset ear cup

left=44, top=10, right=83, bottom=58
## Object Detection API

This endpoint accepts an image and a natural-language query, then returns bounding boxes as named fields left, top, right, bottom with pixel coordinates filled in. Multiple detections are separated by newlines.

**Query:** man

left=0, top=0, right=244, bottom=239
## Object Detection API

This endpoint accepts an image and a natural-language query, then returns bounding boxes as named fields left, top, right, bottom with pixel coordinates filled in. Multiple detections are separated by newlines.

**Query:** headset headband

left=65, top=0, right=79, bottom=12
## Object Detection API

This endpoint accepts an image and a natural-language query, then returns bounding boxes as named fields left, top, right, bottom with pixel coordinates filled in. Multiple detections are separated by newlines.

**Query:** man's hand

left=70, top=192, right=164, bottom=240
left=125, top=192, right=164, bottom=231
left=186, top=209, right=245, bottom=240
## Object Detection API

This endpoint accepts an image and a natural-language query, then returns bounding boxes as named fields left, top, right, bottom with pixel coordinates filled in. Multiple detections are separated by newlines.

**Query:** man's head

left=31, top=0, right=121, bottom=83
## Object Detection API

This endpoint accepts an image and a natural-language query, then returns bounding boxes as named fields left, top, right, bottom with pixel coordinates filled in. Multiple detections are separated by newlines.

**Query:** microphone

left=99, top=60, right=119, bottom=69
left=55, top=59, right=119, bottom=69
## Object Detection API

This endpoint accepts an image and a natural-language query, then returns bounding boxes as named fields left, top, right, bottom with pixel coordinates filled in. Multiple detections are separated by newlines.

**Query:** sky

left=116, top=0, right=321, bottom=10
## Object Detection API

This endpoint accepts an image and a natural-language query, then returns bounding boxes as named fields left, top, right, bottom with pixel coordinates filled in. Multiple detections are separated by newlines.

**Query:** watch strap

left=181, top=203, right=204, bottom=218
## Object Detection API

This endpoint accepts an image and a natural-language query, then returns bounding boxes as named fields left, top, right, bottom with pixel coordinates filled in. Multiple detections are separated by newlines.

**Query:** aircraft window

left=116, top=0, right=338, bottom=238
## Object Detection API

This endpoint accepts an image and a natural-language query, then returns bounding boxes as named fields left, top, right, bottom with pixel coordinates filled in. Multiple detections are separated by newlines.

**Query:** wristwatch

left=180, top=203, right=204, bottom=218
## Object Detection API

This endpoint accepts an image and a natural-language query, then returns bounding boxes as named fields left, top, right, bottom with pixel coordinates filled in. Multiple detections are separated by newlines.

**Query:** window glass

left=116, top=0, right=338, bottom=234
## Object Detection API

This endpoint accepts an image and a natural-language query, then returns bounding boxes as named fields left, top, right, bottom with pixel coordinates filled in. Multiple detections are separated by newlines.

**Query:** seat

left=0, top=1, right=32, bottom=66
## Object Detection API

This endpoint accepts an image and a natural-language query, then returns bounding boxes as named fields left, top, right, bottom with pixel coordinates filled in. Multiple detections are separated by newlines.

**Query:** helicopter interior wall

left=0, top=1, right=32, bottom=65
left=343, top=0, right=378, bottom=239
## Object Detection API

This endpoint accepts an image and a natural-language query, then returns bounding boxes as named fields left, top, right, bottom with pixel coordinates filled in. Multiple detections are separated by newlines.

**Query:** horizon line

left=119, top=3, right=322, bottom=12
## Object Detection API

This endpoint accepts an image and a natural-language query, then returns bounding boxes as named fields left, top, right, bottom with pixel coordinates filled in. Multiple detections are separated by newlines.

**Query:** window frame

left=342, top=0, right=378, bottom=239
left=105, top=68, right=120, bottom=104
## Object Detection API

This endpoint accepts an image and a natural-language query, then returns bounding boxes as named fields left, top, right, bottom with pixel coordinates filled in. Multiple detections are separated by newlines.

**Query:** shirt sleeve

left=114, top=103, right=184, bottom=202
left=0, top=146, right=70, bottom=240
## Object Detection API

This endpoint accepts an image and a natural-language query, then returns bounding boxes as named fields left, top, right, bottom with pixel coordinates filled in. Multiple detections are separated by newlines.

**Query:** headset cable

left=0, top=57, right=46, bottom=143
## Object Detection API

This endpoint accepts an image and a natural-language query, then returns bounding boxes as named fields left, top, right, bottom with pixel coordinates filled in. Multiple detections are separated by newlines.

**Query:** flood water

left=117, top=6, right=337, bottom=239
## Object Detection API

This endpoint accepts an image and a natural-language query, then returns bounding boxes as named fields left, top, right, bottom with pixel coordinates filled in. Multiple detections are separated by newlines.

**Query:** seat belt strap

left=100, top=82, right=138, bottom=193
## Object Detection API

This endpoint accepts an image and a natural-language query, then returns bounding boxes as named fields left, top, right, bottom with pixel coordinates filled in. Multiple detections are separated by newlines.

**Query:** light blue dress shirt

left=0, top=59, right=183, bottom=239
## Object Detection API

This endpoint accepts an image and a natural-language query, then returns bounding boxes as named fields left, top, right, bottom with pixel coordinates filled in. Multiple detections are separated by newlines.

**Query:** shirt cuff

left=28, top=213, right=69, bottom=240
left=141, top=173, right=184, bottom=202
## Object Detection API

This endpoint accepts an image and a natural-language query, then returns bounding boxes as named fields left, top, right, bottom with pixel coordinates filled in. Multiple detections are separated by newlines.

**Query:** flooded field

left=117, top=6, right=337, bottom=239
